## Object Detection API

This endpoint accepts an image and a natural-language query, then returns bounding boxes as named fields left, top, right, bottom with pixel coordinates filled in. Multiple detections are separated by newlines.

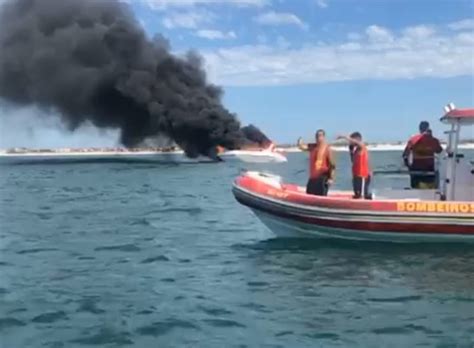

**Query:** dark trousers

left=306, top=175, right=329, bottom=196
left=353, top=176, right=371, bottom=199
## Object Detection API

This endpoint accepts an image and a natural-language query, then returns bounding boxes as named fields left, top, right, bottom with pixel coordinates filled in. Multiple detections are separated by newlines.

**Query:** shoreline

left=0, top=144, right=473, bottom=157
left=0, top=150, right=187, bottom=157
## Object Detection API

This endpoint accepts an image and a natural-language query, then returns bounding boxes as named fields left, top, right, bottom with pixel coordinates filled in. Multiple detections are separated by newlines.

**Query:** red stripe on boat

left=234, top=192, right=474, bottom=234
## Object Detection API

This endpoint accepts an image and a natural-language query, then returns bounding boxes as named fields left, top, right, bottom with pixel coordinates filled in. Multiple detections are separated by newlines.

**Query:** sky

left=1, top=0, right=473, bottom=147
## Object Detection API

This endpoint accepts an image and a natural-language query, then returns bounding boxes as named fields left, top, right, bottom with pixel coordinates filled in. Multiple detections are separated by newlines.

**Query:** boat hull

left=233, top=172, right=474, bottom=243
left=252, top=210, right=474, bottom=243
left=220, top=150, right=287, bottom=163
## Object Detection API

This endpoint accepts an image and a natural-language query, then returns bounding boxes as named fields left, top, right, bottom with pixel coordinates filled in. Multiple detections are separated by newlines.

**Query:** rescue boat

left=232, top=104, right=474, bottom=242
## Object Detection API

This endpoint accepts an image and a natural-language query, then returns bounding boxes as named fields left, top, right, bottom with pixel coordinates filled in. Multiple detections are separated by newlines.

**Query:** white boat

left=220, top=149, right=287, bottom=163
left=0, top=147, right=287, bottom=165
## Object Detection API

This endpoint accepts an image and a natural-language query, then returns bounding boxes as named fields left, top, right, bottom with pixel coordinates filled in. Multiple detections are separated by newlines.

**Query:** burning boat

left=217, top=125, right=287, bottom=163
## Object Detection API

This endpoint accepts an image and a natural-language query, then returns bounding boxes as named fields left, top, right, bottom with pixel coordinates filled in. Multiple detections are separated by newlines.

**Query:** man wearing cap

left=403, top=121, right=443, bottom=189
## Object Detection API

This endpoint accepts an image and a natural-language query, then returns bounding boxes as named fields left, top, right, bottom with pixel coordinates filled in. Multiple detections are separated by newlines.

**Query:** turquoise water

left=1, top=151, right=473, bottom=347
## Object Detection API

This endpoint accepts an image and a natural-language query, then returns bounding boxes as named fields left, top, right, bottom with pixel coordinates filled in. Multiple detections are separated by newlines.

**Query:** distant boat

left=219, top=148, right=287, bottom=163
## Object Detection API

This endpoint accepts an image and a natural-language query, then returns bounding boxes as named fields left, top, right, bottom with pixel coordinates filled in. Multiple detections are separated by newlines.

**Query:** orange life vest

left=309, top=143, right=330, bottom=179
left=409, top=134, right=441, bottom=171
left=352, top=145, right=370, bottom=178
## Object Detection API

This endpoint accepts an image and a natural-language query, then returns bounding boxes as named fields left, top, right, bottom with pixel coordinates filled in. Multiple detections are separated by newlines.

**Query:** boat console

left=439, top=103, right=474, bottom=202
left=438, top=154, right=474, bottom=202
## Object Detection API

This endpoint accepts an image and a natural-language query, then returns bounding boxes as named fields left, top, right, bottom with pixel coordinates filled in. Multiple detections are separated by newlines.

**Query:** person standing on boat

left=297, top=129, right=335, bottom=196
left=337, top=132, right=372, bottom=199
left=403, top=121, right=443, bottom=189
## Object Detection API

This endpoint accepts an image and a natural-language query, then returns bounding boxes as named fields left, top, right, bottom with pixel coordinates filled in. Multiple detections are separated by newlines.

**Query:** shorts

left=306, top=176, right=329, bottom=196
left=410, top=175, right=436, bottom=189
left=353, top=176, right=372, bottom=199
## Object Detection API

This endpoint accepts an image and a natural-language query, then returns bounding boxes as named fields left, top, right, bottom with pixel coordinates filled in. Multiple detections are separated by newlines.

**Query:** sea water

left=1, top=151, right=473, bottom=347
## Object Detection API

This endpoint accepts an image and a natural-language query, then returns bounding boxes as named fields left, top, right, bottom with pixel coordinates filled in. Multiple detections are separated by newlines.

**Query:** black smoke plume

left=0, top=0, right=244, bottom=157
left=241, top=124, right=272, bottom=147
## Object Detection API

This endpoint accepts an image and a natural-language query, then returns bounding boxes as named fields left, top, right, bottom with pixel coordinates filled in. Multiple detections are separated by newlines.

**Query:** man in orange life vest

left=338, top=132, right=372, bottom=199
left=402, top=121, right=443, bottom=189
left=297, top=129, right=336, bottom=196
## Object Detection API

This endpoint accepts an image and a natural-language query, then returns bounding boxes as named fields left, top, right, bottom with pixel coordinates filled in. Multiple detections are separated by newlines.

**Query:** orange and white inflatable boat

left=232, top=104, right=474, bottom=242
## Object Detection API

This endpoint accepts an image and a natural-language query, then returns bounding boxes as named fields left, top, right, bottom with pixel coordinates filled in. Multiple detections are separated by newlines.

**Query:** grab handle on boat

left=259, top=172, right=282, bottom=181
left=373, top=170, right=436, bottom=176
